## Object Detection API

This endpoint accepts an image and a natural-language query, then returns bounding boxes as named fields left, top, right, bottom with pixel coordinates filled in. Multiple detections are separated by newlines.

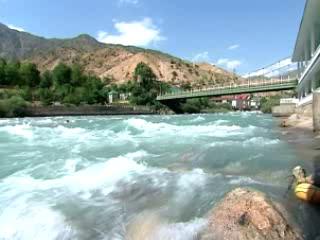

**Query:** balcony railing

left=299, top=44, right=320, bottom=84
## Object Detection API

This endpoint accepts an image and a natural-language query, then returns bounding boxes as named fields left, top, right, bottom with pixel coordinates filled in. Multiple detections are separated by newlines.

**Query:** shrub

left=181, top=98, right=232, bottom=114
left=172, top=71, right=178, bottom=78
left=0, top=96, right=29, bottom=117
left=260, top=96, right=281, bottom=113
left=181, top=102, right=201, bottom=113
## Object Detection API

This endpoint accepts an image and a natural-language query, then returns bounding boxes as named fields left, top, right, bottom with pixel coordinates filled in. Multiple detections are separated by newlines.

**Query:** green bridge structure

left=157, top=79, right=298, bottom=101
left=156, top=58, right=299, bottom=112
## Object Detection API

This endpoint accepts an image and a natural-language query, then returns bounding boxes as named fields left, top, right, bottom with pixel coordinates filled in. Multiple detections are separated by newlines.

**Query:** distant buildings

left=212, top=94, right=260, bottom=111
left=108, top=91, right=131, bottom=104
left=108, top=91, right=119, bottom=104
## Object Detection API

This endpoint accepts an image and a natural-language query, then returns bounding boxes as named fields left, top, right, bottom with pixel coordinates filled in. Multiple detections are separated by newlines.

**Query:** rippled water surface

left=0, top=113, right=308, bottom=239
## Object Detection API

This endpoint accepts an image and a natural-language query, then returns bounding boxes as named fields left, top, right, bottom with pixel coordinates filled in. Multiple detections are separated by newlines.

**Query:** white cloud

left=243, top=57, right=296, bottom=78
left=192, top=51, right=210, bottom=62
left=217, top=58, right=242, bottom=69
left=97, top=18, right=165, bottom=47
left=118, top=0, right=139, bottom=4
left=7, top=24, right=25, bottom=32
left=228, top=44, right=240, bottom=50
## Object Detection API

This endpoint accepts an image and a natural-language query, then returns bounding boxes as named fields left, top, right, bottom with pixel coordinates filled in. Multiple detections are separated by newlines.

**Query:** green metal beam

left=157, top=80, right=298, bottom=101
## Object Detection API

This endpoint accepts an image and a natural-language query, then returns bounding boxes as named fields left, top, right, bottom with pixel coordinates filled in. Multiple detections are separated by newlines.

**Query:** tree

left=172, top=71, right=178, bottom=79
left=52, top=63, right=72, bottom=85
left=82, top=75, right=104, bottom=104
left=39, top=88, right=54, bottom=105
left=19, top=87, right=33, bottom=101
left=19, top=63, right=40, bottom=87
left=0, top=96, right=29, bottom=117
left=127, top=63, right=170, bottom=110
left=0, top=58, right=6, bottom=85
left=40, top=71, right=53, bottom=88
left=4, top=61, right=20, bottom=85
left=260, top=96, right=281, bottom=113
left=63, top=93, right=82, bottom=105
left=181, top=99, right=202, bottom=113
left=71, top=64, right=84, bottom=86
left=53, top=85, right=70, bottom=101
left=98, top=87, right=109, bottom=104
left=134, top=62, right=157, bottom=89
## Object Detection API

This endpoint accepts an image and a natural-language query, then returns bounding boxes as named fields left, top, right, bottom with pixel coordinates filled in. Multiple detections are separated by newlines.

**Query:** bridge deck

left=157, top=79, right=298, bottom=101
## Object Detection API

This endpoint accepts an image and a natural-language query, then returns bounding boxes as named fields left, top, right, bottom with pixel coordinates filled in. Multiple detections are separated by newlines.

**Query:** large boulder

left=200, top=188, right=302, bottom=240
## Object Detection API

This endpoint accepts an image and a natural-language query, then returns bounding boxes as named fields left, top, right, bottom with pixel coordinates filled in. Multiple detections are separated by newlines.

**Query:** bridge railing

left=158, top=57, right=299, bottom=99
left=158, top=78, right=297, bottom=97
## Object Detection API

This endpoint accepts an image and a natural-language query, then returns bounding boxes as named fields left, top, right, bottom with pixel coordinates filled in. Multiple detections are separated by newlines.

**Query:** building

left=291, top=0, right=320, bottom=131
left=108, top=90, right=119, bottom=104
left=292, top=0, right=320, bottom=104
left=211, top=94, right=256, bottom=111
left=234, top=94, right=251, bottom=110
left=250, top=97, right=261, bottom=110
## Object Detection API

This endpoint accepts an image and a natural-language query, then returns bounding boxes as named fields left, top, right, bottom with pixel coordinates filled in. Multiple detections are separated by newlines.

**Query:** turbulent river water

left=0, top=112, right=318, bottom=239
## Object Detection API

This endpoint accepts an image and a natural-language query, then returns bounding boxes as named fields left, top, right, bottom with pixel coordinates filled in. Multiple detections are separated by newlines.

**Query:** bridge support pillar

left=313, top=91, right=320, bottom=132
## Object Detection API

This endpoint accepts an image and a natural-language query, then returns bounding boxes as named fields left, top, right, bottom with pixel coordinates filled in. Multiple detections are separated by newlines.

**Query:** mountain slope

left=0, top=23, right=239, bottom=87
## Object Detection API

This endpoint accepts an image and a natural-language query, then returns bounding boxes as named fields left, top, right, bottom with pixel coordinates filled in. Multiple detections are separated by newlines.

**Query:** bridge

left=156, top=57, right=299, bottom=112
left=157, top=79, right=297, bottom=101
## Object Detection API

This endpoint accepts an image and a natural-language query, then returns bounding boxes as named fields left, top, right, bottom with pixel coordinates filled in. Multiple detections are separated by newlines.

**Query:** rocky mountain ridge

left=0, top=23, right=239, bottom=87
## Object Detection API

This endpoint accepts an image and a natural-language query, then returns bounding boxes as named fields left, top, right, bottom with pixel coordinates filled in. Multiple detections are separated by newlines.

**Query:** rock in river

left=200, top=188, right=302, bottom=240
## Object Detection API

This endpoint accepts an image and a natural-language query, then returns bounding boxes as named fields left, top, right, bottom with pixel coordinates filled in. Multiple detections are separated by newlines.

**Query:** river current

left=0, top=113, right=315, bottom=239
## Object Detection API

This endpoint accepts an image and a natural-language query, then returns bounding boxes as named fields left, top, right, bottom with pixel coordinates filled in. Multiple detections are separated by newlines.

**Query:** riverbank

left=278, top=114, right=320, bottom=169
left=20, top=105, right=155, bottom=117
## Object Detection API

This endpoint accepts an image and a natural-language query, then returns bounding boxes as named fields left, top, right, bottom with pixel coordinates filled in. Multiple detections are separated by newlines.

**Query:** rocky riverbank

left=279, top=114, right=320, bottom=167
left=127, top=188, right=303, bottom=240
left=200, top=188, right=302, bottom=240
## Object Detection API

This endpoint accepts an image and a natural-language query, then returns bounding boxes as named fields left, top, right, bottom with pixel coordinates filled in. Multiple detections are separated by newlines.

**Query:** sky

left=0, top=0, right=306, bottom=75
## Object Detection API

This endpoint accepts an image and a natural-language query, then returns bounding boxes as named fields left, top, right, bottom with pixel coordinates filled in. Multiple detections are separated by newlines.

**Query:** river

left=0, top=112, right=318, bottom=239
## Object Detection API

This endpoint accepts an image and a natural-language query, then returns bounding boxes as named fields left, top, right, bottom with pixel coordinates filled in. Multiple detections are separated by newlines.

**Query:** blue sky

left=0, top=0, right=305, bottom=74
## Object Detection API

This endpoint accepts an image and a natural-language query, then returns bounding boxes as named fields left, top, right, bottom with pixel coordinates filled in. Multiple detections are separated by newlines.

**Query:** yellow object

left=295, top=183, right=320, bottom=204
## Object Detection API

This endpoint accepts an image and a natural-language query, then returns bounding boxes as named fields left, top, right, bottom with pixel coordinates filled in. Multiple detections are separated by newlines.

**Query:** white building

left=292, top=0, right=320, bottom=104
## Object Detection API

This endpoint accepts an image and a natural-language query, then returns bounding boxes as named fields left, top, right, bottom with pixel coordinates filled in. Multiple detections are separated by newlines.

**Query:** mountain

left=0, top=23, right=239, bottom=87
left=0, top=23, right=104, bottom=59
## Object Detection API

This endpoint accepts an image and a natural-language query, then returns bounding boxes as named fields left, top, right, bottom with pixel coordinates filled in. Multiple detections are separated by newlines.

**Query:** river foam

left=125, top=118, right=255, bottom=138
left=210, top=136, right=281, bottom=148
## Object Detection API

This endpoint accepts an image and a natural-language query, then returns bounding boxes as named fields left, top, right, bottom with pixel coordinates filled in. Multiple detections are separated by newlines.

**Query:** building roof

left=109, top=90, right=118, bottom=95
left=292, top=0, right=320, bottom=62
left=235, top=94, right=251, bottom=100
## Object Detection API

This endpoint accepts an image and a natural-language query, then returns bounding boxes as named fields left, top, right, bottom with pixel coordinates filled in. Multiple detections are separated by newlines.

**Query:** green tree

left=52, top=63, right=72, bottom=85
left=63, top=93, right=82, bottom=105
left=53, top=85, right=70, bottom=101
left=0, top=96, right=29, bottom=117
left=82, top=75, right=104, bottom=104
left=40, top=71, right=53, bottom=88
left=19, top=87, right=33, bottom=101
left=0, top=58, right=6, bottom=85
left=129, top=62, right=162, bottom=107
left=71, top=64, right=84, bottom=86
left=181, top=99, right=202, bottom=113
left=4, top=61, right=20, bottom=85
left=39, top=88, right=54, bottom=105
left=19, top=63, right=40, bottom=87
left=260, top=96, right=281, bottom=113
left=98, top=87, right=109, bottom=104
left=181, top=97, right=232, bottom=114
left=134, top=62, right=157, bottom=88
